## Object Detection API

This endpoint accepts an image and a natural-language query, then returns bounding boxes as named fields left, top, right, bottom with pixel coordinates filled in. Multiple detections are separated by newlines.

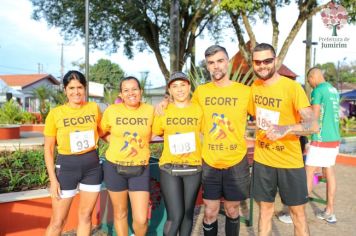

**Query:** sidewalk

left=191, top=162, right=356, bottom=236
left=2, top=132, right=355, bottom=235
left=0, top=131, right=44, bottom=151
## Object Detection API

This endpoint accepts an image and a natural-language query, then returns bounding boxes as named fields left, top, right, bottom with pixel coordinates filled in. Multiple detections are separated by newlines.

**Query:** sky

left=0, top=0, right=355, bottom=87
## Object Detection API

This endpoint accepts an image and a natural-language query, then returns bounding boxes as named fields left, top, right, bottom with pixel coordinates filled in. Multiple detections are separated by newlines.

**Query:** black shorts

left=202, top=156, right=250, bottom=201
left=103, top=160, right=150, bottom=192
left=55, top=150, right=102, bottom=196
left=252, top=161, right=308, bottom=206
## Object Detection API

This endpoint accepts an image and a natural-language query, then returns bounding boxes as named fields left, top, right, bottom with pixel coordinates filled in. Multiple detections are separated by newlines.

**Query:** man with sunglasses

left=248, top=43, right=318, bottom=236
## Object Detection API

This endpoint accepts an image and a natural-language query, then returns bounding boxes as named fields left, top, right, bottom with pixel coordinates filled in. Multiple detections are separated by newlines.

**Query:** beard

left=254, top=66, right=276, bottom=80
left=211, top=70, right=226, bottom=81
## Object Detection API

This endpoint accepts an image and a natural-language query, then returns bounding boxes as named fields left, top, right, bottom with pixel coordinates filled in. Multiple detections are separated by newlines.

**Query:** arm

left=44, top=136, right=61, bottom=199
left=311, top=104, right=321, bottom=122
left=265, top=106, right=319, bottom=141
left=154, top=93, right=170, bottom=116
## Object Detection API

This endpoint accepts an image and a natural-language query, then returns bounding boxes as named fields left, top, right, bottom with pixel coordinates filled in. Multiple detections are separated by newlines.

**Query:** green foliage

left=315, top=60, right=356, bottom=86
left=340, top=0, right=356, bottom=23
left=340, top=116, right=356, bottom=137
left=0, top=100, right=23, bottom=124
left=0, top=149, right=48, bottom=193
left=228, top=62, right=255, bottom=85
left=90, top=59, right=125, bottom=92
left=188, top=64, right=209, bottom=92
left=21, top=111, right=37, bottom=124
left=98, top=139, right=109, bottom=158
left=189, top=61, right=255, bottom=91
left=31, top=86, right=53, bottom=122
left=150, top=142, right=163, bottom=159
left=51, top=90, right=67, bottom=105
left=31, top=0, right=220, bottom=80
left=104, top=90, right=119, bottom=105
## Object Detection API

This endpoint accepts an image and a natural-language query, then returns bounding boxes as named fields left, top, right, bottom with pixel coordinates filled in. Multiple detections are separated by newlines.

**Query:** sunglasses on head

left=253, top=57, right=275, bottom=66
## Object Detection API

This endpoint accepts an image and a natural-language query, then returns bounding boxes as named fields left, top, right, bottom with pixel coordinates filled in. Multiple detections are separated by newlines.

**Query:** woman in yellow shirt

left=44, top=70, right=103, bottom=236
left=101, top=76, right=154, bottom=236
left=152, top=72, right=203, bottom=236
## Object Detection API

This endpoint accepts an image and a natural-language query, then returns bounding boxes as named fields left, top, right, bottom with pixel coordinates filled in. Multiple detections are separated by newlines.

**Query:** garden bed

left=20, top=124, right=45, bottom=132
left=0, top=189, right=100, bottom=236
left=0, top=125, right=20, bottom=140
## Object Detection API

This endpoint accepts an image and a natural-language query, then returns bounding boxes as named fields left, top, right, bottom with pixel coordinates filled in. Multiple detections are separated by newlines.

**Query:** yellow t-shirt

left=248, top=76, right=310, bottom=168
left=44, top=102, right=101, bottom=155
left=101, top=103, right=154, bottom=166
left=192, top=82, right=250, bottom=169
left=152, top=103, right=203, bottom=166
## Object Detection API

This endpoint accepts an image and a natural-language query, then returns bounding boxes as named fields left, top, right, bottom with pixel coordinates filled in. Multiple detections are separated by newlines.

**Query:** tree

left=31, top=0, right=219, bottom=82
left=315, top=60, right=356, bottom=86
left=220, top=0, right=329, bottom=68
left=89, top=59, right=125, bottom=92
left=220, top=0, right=355, bottom=68
left=31, top=86, right=53, bottom=122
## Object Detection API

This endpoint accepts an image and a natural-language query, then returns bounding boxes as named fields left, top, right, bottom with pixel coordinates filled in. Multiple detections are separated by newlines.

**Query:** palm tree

left=31, top=85, right=53, bottom=123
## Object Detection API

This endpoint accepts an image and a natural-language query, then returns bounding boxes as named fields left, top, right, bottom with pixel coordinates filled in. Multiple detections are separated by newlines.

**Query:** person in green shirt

left=305, top=67, right=340, bottom=224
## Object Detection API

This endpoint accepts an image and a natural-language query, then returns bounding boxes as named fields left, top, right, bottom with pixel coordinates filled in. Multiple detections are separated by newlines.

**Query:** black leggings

left=160, top=170, right=202, bottom=236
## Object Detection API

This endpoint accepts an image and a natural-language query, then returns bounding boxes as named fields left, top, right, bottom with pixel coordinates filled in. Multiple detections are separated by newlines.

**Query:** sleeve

left=43, top=109, right=57, bottom=137
left=294, top=83, right=310, bottom=110
left=310, top=87, right=322, bottom=105
left=100, top=106, right=111, bottom=133
left=152, top=114, right=164, bottom=136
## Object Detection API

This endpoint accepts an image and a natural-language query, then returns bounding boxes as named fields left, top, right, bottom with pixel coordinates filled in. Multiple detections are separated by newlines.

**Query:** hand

left=49, top=178, right=61, bottom=200
left=265, top=124, right=292, bottom=141
left=154, top=97, right=169, bottom=116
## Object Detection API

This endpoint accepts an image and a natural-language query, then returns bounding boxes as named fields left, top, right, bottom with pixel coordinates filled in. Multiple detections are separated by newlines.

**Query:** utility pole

left=60, top=43, right=64, bottom=79
left=37, top=63, right=42, bottom=73
left=303, top=17, right=317, bottom=98
left=85, top=0, right=90, bottom=101
left=169, top=0, right=179, bottom=75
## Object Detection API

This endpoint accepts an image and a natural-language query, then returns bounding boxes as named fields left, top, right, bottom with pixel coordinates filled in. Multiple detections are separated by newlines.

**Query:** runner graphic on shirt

left=120, top=131, right=145, bottom=158
left=209, top=113, right=234, bottom=140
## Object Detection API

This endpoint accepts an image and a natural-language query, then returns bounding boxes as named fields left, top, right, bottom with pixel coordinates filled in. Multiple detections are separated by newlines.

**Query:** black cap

left=168, top=71, right=190, bottom=87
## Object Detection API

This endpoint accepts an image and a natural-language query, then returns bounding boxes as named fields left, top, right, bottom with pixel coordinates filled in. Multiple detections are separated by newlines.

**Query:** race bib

left=168, top=132, right=196, bottom=155
left=69, top=130, right=95, bottom=153
left=256, top=107, right=280, bottom=130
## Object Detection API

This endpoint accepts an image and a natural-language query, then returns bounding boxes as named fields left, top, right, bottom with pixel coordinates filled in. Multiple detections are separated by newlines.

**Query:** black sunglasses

left=253, top=57, right=275, bottom=66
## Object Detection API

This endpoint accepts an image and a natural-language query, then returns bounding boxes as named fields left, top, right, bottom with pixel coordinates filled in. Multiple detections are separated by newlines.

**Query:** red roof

left=0, top=74, right=60, bottom=88
left=230, top=43, right=297, bottom=80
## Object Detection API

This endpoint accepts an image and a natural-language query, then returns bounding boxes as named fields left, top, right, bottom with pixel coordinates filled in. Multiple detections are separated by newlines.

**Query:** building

left=0, top=74, right=60, bottom=112
left=230, top=42, right=298, bottom=81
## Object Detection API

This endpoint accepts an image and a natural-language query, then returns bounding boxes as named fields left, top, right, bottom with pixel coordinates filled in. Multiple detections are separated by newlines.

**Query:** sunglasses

left=253, top=57, right=275, bottom=66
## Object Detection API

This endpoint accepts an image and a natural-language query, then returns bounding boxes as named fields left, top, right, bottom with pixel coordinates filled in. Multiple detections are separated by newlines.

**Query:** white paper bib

left=69, top=130, right=95, bottom=153
left=168, top=132, right=196, bottom=155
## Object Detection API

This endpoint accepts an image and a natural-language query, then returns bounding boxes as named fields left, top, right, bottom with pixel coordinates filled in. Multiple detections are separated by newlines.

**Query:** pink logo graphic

left=321, top=2, right=348, bottom=36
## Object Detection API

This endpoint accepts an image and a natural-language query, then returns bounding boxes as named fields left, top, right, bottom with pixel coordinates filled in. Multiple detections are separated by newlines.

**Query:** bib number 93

left=70, top=130, right=95, bottom=153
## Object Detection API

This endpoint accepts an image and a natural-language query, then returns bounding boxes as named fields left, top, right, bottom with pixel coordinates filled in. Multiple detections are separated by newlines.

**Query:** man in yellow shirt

left=248, top=43, right=318, bottom=236
left=195, top=45, right=251, bottom=236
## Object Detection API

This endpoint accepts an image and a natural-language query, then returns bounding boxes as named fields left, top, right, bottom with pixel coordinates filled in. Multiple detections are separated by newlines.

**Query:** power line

left=0, top=64, right=38, bottom=73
